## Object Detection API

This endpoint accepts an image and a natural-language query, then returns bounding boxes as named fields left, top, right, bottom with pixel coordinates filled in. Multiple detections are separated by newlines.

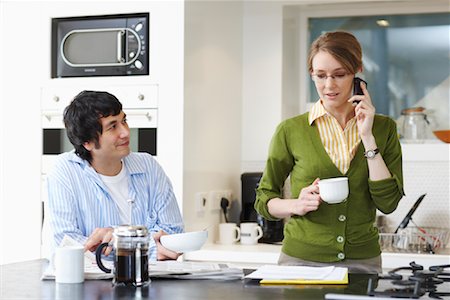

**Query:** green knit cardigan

left=255, top=113, right=404, bottom=262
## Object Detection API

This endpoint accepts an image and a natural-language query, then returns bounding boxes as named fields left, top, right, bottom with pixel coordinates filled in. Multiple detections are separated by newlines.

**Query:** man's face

left=84, top=111, right=130, bottom=163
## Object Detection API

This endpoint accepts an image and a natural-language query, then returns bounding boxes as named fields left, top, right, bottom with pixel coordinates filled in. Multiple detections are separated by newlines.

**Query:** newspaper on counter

left=149, top=261, right=244, bottom=280
left=42, top=235, right=243, bottom=281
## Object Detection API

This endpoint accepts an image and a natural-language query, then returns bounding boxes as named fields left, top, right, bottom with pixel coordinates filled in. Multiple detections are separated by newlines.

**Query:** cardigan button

left=338, top=215, right=346, bottom=222
left=337, top=252, right=345, bottom=260
left=336, top=236, right=344, bottom=243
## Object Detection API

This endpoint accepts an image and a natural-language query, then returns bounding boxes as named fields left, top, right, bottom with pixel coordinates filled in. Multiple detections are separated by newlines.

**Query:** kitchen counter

left=0, top=259, right=381, bottom=300
left=183, top=243, right=450, bottom=270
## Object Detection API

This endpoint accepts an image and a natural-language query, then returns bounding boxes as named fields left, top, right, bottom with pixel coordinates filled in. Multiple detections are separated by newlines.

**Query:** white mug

left=218, top=223, right=241, bottom=245
left=318, top=177, right=349, bottom=204
left=240, top=222, right=263, bottom=245
left=54, top=246, right=84, bottom=283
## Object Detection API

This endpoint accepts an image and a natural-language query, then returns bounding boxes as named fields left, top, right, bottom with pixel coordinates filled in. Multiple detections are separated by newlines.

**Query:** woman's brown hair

left=308, top=31, right=362, bottom=74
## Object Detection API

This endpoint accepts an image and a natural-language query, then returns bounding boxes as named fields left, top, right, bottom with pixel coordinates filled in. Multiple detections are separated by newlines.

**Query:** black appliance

left=52, top=13, right=149, bottom=78
left=326, top=261, right=450, bottom=299
left=240, top=172, right=284, bottom=244
left=367, top=261, right=450, bottom=299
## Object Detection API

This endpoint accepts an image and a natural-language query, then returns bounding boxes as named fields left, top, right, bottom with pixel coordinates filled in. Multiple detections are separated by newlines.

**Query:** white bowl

left=160, top=231, right=208, bottom=253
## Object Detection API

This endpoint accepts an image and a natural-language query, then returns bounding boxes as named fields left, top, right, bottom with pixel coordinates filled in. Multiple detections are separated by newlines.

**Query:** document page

left=245, top=265, right=348, bottom=284
left=245, top=265, right=336, bottom=280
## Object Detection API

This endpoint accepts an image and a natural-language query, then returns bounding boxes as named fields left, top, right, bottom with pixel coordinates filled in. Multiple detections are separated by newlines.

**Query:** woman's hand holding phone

left=349, top=78, right=375, bottom=139
left=352, top=77, right=367, bottom=105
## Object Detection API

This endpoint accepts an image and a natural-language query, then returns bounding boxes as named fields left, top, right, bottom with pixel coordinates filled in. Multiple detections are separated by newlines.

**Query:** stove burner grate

left=367, top=261, right=450, bottom=299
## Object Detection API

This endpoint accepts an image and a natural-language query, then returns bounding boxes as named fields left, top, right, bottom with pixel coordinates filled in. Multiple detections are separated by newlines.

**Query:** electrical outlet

left=208, top=190, right=232, bottom=212
left=207, top=191, right=221, bottom=212
left=223, top=190, right=232, bottom=204
left=195, top=192, right=208, bottom=213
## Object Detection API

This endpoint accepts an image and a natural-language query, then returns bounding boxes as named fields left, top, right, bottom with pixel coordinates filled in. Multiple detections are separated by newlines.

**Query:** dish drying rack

left=379, top=226, right=450, bottom=254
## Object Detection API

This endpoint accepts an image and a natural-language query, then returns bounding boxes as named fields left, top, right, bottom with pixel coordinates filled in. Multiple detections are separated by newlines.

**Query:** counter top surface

left=183, top=243, right=450, bottom=270
left=0, top=259, right=380, bottom=300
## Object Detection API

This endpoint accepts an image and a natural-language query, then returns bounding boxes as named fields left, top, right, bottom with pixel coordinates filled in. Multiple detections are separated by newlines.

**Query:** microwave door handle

left=117, top=30, right=126, bottom=64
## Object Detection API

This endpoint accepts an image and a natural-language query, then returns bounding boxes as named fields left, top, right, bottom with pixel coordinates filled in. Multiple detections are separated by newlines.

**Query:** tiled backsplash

left=376, top=144, right=449, bottom=249
left=381, top=161, right=449, bottom=231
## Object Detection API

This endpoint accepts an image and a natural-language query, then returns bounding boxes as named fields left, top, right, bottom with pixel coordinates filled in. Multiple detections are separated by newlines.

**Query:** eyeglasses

left=311, top=72, right=351, bottom=84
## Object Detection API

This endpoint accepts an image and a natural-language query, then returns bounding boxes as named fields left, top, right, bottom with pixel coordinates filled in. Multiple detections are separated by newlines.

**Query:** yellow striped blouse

left=308, top=100, right=361, bottom=174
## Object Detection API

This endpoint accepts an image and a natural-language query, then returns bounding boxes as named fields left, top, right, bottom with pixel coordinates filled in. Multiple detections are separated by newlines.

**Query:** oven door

left=42, top=108, right=157, bottom=174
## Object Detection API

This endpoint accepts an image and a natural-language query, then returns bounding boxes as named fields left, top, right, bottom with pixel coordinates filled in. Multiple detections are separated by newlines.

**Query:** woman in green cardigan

left=254, top=31, right=404, bottom=274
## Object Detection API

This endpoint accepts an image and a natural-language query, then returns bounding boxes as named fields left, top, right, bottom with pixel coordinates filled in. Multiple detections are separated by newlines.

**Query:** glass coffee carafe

left=96, top=225, right=150, bottom=286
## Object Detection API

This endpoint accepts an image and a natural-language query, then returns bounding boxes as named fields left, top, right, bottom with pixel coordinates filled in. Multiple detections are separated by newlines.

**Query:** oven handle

left=43, top=109, right=156, bottom=126
left=124, top=110, right=154, bottom=121
left=42, top=111, right=63, bottom=122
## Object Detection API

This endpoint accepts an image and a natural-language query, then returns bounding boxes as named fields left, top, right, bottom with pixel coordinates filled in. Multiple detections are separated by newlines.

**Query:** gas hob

left=326, top=261, right=450, bottom=300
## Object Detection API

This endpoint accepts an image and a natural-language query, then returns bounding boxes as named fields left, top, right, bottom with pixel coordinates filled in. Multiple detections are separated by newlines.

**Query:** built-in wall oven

left=41, top=85, right=158, bottom=169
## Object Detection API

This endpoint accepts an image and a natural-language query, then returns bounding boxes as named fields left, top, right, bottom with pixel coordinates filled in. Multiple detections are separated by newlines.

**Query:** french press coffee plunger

left=96, top=225, right=150, bottom=286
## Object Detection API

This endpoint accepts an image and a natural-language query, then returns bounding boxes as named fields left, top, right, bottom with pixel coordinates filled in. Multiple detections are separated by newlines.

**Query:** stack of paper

left=149, top=261, right=244, bottom=280
left=245, top=265, right=348, bottom=285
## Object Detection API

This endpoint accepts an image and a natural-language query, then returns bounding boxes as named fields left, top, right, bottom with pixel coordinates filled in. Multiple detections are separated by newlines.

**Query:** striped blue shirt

left=47, top=151, right=184, bottom=260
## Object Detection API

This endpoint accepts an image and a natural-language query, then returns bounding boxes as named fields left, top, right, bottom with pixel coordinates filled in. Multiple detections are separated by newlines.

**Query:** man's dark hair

left=63, top=90, right=122, bottom=162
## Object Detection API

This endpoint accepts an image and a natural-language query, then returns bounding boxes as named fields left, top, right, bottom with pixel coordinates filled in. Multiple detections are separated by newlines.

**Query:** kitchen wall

left=183, top=1, right=243, bottom=239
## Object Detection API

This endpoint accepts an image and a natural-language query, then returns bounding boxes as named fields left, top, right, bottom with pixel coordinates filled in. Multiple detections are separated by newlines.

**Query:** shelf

left=401, top=142, right=450, bottom=161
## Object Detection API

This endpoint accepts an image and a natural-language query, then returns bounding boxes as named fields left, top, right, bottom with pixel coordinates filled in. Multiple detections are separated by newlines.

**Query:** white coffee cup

left=218, top=223, right=241, bottom=245
left=240, top=222, right=263, bottom=245
left=54, top=246, right=84, bottom=283
left=318, top=177, right=349, bottom=204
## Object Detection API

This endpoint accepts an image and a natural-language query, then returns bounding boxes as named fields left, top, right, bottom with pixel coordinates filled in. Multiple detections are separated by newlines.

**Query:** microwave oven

left=51, top=13, right=149, bottom=78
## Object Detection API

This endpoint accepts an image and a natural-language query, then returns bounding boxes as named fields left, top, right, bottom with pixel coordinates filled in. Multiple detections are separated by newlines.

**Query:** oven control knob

left=138, top=94, right=145, bottom=101
left=134, top=60, right=143, bottom=70
left=135, top=22, right=143, bottom=32
left=53, top=96, right=60, bottom=102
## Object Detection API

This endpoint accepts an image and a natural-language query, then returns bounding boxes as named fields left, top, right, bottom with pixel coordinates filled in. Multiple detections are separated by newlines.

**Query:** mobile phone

left=352, top=77, right=367, bottom=104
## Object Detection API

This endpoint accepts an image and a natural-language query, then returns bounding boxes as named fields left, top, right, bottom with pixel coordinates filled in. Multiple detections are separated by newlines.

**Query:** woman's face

left=311, top=50, right=354, bottom=110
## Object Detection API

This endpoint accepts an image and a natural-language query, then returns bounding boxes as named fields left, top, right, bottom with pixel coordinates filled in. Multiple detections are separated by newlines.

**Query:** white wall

left=241, top=2, right=283, bottom=169
left=184, top=1, right=243, bottom=242
left=0, top=0, right=184, bottom=264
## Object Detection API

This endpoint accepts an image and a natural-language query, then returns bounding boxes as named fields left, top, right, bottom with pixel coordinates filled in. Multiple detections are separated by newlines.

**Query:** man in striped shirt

left=47, top=91, right=184, bottom=261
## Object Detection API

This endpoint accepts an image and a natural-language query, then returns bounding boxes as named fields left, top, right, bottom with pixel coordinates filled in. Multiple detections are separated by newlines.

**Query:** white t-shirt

left=99, top=162, right=132, bottom=225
